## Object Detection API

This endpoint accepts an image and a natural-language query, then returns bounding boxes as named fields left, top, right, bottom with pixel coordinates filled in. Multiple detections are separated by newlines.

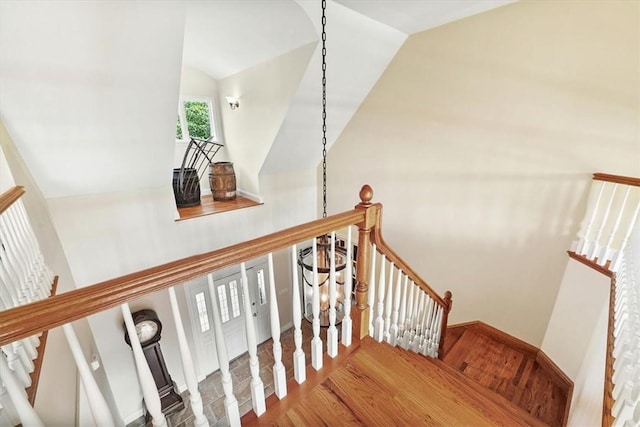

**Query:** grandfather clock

left=124, top=309, right=184, bottom=418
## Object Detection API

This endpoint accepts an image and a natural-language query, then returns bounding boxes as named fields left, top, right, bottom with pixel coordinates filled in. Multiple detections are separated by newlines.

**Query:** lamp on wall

left=225, top=96, right=239, bottom=110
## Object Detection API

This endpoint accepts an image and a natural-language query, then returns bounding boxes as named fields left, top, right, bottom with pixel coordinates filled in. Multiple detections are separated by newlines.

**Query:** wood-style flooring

left=442, top=324, right=569, bottom=426
left=176, top=194, right=261, bottom=221
left=242, top=337, right=541, bottom=426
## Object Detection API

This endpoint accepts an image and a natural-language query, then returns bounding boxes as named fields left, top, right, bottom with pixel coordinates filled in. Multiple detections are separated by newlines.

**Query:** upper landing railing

left=569, top=173, right=640, bottom=427
left=0, top=184, right=452, bottom=427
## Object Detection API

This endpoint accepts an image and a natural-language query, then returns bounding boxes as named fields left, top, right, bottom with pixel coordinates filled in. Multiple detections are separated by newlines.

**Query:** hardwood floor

left=243, top=338, right=538, bottom=426
left=442, top=323, right=569, bottom=426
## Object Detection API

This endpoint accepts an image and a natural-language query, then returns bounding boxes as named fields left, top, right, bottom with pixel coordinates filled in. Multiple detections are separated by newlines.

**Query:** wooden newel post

left=353, top=185, right=377, bottom=341
left=438, top=291, right=453, bottom=360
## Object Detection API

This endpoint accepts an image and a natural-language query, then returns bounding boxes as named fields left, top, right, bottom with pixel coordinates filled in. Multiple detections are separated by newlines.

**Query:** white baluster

left=0, top=383, right=21, bottom=427
left=290, top=245, right=306, bottom=384
left=0, top=352, right=43, bottom=427
left=327, top=233, right=339, bottom=358
left=311, top=238, right=323, bottom=371
left=1, top=345, right=30, bottom=387
left=420, top=297, right=434, bottom=354
left=206, top=274, right=241, bottom=426
left=412, top=292, right=426, bottom=353
left=598, top=186, right=631, bottom=265
left=383, top=263, right=394, bottom=343
left=577, top=180, right=606, bottom=254
left=374, top=255, right=386, bottom=342
left=389, top=269, right=402, bottom=347
left=240, top=262, right=266, bottom=416
left=341, top=227, right=353, bottom=347
left=408, top=283, right=420, bottom=349
left=15, top=201, right=53, bottom=288
left=588, top=184, right=618, bottom=260
left=367, top=246, right=377, bottom=337
left=6, top=207, right=46, bottom=301
left=167, top=287, right=207, bottom=427
left=62, top=324, right=115, bottom=427
left=267, top=253, right=287, bottom=398
left=397, top=275, right=408, bottom=347
left=401, top=280, right=415, bottom=350
left=611, top=200, right=640, bottom=272
left=121, top=303, right=167, bottom=427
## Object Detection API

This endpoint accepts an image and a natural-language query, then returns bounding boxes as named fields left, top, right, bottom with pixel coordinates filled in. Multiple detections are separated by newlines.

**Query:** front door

left=185, top=261, right=272, bottom=377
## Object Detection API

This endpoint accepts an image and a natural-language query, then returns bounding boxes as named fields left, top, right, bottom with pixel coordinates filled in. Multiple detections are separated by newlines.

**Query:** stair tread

left=244, top=337, right=545, bottom=426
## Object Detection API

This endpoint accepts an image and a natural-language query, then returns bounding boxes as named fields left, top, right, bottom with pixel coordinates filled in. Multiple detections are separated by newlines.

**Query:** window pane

left=256, top=269, right=267, bottom=306
left=217, top=285, right=230, bottom=323
left=195, top=292, right=210, bottom=332
left=229, top=280, right=241, bottom=318
left=184, top=101, right=211, bottom=140
left=176, top=115, right=183, bottom=139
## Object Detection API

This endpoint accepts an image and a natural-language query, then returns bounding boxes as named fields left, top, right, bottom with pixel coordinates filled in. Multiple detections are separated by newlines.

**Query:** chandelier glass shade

left=298, top=235, right=348, bottom=326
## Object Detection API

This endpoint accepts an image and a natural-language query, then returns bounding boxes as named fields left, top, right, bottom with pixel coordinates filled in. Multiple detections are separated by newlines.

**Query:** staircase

left=242, top=336, right=551, bottom=426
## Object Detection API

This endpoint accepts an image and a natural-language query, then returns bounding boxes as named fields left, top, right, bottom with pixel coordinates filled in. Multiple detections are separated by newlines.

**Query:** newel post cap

left=359, top=185, right=373, bottom=205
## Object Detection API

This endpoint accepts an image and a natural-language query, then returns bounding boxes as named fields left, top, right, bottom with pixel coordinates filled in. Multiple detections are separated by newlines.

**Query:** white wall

left=541, top=259, right=610, bottom=379
left=218, top=43, right=316, bottom=195
left=326, top=0, right=640, bottom=346
left=566, top=296, right=608, bottom=426
left=0, top=1, right=186, bottom=199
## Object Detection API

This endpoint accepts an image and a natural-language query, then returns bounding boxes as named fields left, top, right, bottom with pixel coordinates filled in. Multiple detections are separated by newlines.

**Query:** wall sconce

left=225, top=96, right=239, bottom=110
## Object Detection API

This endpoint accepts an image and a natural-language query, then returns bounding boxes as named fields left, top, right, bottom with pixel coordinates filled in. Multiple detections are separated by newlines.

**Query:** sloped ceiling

left=0, top=0, right=513, bottom=199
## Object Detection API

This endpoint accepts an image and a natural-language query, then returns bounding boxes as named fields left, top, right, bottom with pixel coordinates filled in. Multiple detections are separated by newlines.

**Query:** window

left=176, top=98, right=217, bottom=142
left=195, top=292, right=210, bottom=332
left=217, top=285, right=230, bottom=323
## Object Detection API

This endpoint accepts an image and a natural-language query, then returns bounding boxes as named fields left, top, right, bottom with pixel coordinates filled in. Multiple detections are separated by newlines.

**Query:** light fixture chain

left=321, top=0, right=327, bottom=219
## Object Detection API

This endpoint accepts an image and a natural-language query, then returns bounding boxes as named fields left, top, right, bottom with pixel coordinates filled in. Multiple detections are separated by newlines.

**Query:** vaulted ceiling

left=0, top=0, right=513, bottom=199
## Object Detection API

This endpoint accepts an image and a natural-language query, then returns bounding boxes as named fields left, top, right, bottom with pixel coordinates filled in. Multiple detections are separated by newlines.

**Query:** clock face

left=135, top=320, right=159, bottom=344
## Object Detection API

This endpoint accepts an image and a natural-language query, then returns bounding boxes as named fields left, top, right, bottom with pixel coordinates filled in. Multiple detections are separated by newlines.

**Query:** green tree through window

left=184, top=101, right=211, bottom=140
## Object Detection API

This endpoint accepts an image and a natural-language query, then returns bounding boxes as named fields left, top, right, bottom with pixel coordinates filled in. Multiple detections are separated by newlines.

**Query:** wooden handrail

left=0, top=185, right=25, bottom=215
left=0, top=209, right=365, bottom=346
left=593, top=173, right=640, bottom=187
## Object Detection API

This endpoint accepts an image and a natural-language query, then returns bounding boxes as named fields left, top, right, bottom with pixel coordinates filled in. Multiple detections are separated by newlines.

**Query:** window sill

left=175, top=194, right=262, bottom=221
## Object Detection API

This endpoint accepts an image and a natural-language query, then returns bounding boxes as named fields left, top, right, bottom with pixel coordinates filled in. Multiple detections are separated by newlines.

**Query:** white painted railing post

left=383, top=263, right=393, bottom=343
left=401, top=281, right=415, bottom=349
left=121, top=303, right=167, bottom=427
left=577, top=180, right=606, bottom=254
left=611, top=201, right=640, bottom=273
left=341, top=227, right=353, bottom=347
left=311, top=238, right=323, bottom=371
left=167, top=287, right=208, bottom=427
left=367, top=246, right=377, bottom=337
left=267, top=253, right=287, bottom=399
left=397, top=275, right=408, bottom=348
left=374, top=255, right=386, bottom=342
left=327, top=233, right=339, bottom=358
left=598, top=186, right=631, bottom=266
left=588, top=184, right=618, bottom=260
left=0, top=352, right=43, bottom=427
left=206, top=274, right=241, bottom=427
left=290, top=244, right=306, bottom=384
left=62, top=324, right=115, bottom=427
left=389, top=270, right=402, bottom=347
left=240, top=262, right=266, bottom=416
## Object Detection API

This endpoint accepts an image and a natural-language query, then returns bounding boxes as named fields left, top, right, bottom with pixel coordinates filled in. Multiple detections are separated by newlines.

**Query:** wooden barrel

left=172, top=168, right=201, bottom=207
left=209, top=162, right=236, bottom=201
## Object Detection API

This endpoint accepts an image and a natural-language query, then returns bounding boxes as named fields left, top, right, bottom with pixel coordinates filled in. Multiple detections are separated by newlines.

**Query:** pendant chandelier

left=298, top=0, right=348, bottom=326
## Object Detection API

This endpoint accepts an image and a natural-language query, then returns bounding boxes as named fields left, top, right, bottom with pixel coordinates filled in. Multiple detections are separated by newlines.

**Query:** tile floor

left=128, top=321, right=325, bottom=427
